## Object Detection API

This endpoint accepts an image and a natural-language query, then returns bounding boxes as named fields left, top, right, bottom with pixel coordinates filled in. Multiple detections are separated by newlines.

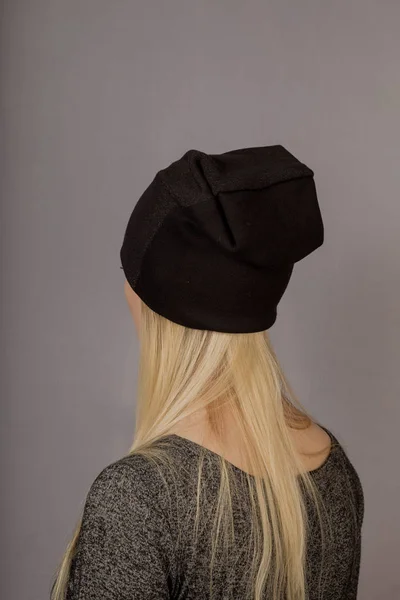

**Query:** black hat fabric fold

left=120, top=145, right=324, bottom=333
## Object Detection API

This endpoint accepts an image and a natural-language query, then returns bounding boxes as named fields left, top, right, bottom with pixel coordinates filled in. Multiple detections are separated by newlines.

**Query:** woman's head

left=114, top=144, right=326, bottom=599
left=52, top=145, right=326, bottom=600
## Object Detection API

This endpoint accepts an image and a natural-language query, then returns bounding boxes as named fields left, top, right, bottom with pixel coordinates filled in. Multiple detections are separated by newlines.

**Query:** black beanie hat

left=120, top=145, right=324, bottom=333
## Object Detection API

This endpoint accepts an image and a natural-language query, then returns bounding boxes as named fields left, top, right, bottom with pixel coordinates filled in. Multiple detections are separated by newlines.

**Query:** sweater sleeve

left=66, top=460, right=177, bottom=600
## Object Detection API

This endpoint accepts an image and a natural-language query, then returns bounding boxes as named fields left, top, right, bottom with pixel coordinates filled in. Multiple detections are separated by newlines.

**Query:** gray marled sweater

left=66, top=425, right=364, bottom=599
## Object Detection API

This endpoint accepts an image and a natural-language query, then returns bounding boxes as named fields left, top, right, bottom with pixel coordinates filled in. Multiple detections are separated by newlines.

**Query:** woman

left=51, top=145, right=364, bottom=600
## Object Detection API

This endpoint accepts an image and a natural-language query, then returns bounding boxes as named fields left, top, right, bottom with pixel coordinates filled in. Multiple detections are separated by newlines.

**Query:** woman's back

left=66, top=425, right=364, bottom=599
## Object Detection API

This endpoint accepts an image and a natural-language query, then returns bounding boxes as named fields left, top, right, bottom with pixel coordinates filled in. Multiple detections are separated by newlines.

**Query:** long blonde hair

left=51, top=299, right=332, bottom=600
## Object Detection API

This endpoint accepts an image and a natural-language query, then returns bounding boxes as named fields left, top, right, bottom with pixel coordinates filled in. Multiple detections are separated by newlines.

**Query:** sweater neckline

left=162, top=425, right=336, bottom=479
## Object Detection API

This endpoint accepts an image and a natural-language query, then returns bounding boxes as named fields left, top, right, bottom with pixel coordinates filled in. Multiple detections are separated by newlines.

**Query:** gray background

left=1, top=1, right=399, bottom=599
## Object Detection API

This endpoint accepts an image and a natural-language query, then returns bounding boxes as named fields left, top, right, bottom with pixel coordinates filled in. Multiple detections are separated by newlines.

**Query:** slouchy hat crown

left=120, top=145, right=324, bottom=333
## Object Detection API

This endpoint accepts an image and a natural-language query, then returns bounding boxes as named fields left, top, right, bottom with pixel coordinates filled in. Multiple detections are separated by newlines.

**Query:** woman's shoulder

left=82, top=451, right=172, bottom=520
left=69, top=452, right=179, bottom=600
left=313, top=422, right=364, bottom=519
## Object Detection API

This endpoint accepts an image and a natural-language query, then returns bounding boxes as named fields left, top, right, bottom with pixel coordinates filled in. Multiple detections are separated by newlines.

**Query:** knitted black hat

left=120, top=145, right=324, bottom=333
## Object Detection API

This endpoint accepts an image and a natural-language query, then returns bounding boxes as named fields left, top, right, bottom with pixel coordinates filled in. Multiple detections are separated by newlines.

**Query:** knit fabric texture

left=66, top=425, right=364, bottom=599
